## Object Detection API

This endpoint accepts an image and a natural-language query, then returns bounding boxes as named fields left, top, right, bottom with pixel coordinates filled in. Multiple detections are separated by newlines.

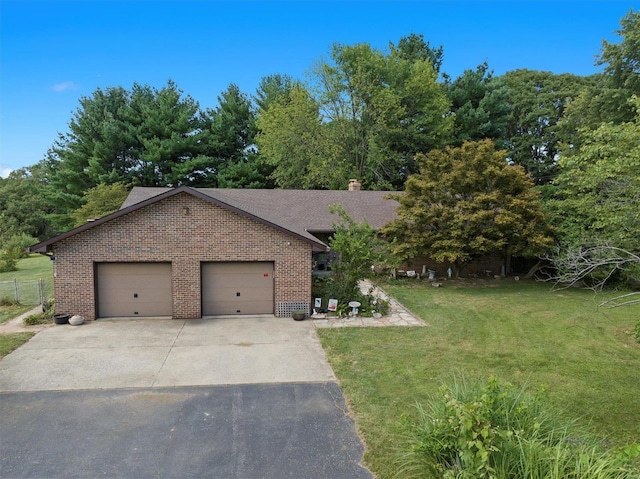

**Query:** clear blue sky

left=1, top=1, right=637, bottom=177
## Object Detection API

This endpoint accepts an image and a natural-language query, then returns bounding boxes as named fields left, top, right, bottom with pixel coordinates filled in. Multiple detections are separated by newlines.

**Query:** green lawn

left=0, top=332, right=35, bottom=358
left=0, top=303, right=35, bottom=324
left=317, top=278, right=640, bottom=479
left=0, top=254, right=53, bottom=282
left=0, top=254, right=53, bottom=324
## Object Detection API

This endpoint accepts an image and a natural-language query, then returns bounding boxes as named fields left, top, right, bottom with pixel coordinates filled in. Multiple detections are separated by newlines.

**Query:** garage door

left=96, top=263, right=172, bottom=318
left=202, top=262, right=274, bottom=315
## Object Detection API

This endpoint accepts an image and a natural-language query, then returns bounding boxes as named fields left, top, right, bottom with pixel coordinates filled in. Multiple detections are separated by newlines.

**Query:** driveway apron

left=0, top=317, right=372, bottom=479
left=0, top=317, right=336, bottom=391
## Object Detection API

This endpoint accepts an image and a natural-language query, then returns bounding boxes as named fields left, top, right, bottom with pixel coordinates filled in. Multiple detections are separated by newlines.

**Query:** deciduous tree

left=384, top=140, right=553, bottom=276
left=256, top=84, right=339, bottom=189
left=559, top=10, right=640, bottom=142
left=71, top=183, right=130, bottom=227
left=236, top=36, right=452, bottom=191
left=543, top=97, right=640, bottom=252
left=0, top=169, right=55, bottom=242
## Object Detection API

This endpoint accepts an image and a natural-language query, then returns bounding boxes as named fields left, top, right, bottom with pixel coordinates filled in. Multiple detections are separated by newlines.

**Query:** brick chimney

left=348, top=179, right=361, bottom=191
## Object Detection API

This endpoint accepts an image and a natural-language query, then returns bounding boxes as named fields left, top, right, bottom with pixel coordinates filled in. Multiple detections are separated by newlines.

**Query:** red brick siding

left=52, top=193, right=312, bottom=320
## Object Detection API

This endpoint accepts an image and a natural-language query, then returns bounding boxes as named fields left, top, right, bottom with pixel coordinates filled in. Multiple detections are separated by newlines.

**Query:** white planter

left=68, top=315, right=84, bottom=326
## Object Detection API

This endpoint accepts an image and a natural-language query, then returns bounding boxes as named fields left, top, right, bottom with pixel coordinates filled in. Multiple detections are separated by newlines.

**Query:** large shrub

left=0, top=252, right=18, bottom=273
left=326, top=204, right=397, bottom=301
left=3, top=233, right=38, bottom=259
left=397, top=376, right=639, bottom=478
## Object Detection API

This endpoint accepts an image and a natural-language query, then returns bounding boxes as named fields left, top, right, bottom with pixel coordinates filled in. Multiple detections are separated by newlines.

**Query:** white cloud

left=0, top=167, right=13, bottom=178
left=51, top=81, right=78, bottom=92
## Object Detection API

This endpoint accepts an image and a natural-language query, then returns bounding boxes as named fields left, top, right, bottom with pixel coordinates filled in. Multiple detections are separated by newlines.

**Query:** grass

left=0, top=332, right=35, bottom=358
left=0, top=302, right=35, bottom=324
left=0, top=254, right=52, bottom=324
left=0, top=254, right=53, bottom=282
left=317, top=278, right=640, bottom=479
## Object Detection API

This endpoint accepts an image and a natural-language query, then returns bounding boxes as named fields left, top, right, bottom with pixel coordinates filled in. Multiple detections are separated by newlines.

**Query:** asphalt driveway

left=0, top=317, right=372, bottom=478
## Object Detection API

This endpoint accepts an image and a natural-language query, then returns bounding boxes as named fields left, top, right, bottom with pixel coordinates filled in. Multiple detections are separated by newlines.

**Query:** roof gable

left=30, top=186, right=329, bottom=253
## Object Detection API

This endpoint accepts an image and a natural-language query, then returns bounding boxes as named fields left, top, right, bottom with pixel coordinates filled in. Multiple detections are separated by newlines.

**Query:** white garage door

left=96, top=263, right=172, bottom=318
left=202, top=262, right=274, bottom=315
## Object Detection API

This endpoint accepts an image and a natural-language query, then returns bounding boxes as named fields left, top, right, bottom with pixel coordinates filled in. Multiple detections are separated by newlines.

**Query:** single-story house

left=30, top=181, right=399, bottom=320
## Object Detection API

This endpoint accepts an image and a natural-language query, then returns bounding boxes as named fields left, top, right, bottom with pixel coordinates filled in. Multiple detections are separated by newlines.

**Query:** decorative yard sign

left=327, top=299, right=338, bottom=312
left=315, top=298, right=322, bottom=308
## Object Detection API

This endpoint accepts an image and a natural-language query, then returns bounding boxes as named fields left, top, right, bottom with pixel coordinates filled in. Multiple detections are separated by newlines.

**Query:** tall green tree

left=0, top=168, right=55, bottom=242
left=446, top=62, right=511, bottom=147
left=256, top=84, right=338, bottom=189
left=559, top=10, right=640, bottom=142
left=314, top=42, right=405, bottom=187
left=254, top=74, right=296, bottom=113
left=48, top=80, right=210, bottom=213
left=383, top=41, right=453, bottom=179
left=202, top=84, right=256, bottom=164
left=125, top=81, right=207, bottom=187
left=199, top=83, right=274, bottom=188
left=502, top=69, right=588, bottom=184
left=543, top=97, right=640, bottom=252
left=389, top=32, right=444, bottom=73
left=255, top=36, right=451, bottom=190
left=384, top=140, right=553, bottom=276
left=48, top=85, right=131, bottom=212
left=600, top=9, right=640, bottom=93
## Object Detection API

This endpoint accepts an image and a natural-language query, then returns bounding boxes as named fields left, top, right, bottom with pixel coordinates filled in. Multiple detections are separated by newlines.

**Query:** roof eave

left=29, top=186, right=330, bottom=253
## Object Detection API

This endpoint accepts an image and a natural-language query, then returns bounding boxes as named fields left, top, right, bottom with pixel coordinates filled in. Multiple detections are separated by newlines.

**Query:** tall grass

left=397, top=376, right=639, bottom=479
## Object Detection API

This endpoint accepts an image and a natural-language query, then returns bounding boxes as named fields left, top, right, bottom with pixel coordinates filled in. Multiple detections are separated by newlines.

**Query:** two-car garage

left=96, top=262, right=274, bottom=318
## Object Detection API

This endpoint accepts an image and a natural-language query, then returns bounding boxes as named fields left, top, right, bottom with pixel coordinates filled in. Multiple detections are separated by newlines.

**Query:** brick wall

left=52, top=193, right=312, bottom=320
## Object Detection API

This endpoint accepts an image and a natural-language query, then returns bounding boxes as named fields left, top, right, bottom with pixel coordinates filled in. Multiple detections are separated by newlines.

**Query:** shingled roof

left=30, top=186, right=401, bottom=254
left=121, top=187, right=400, bottom=232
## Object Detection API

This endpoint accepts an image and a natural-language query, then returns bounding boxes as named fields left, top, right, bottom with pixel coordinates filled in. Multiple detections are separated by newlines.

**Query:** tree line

left=1, top=10, right=638, bottom=280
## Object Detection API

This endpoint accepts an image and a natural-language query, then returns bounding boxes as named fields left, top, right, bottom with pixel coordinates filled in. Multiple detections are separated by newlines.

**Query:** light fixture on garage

left=182, top=207, right=189, bottom=216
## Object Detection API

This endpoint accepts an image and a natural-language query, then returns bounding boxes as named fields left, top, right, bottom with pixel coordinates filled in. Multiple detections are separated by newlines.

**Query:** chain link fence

left=0, top=278, right=54, bottom=305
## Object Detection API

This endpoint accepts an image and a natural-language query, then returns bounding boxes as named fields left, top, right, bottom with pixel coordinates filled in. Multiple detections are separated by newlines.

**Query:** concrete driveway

left=0, top=318, right=373, bottom=478
left=0, top=316, right=336, bottom=391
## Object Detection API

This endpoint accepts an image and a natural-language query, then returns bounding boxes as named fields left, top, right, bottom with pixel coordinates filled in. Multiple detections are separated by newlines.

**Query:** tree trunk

left=454, top=261, right=463, bottom=278
left=503, top=250, right=511, bottom=277
left=524, top=260, right=544, bottom=279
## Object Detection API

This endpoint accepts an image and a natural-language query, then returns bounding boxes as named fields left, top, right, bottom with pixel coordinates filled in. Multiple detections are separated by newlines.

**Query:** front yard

left=317, top=278, right=640, bottom=478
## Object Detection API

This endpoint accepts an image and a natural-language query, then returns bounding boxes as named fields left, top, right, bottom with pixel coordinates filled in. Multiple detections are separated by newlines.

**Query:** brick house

left=30, top=183, right=397, bottom=320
